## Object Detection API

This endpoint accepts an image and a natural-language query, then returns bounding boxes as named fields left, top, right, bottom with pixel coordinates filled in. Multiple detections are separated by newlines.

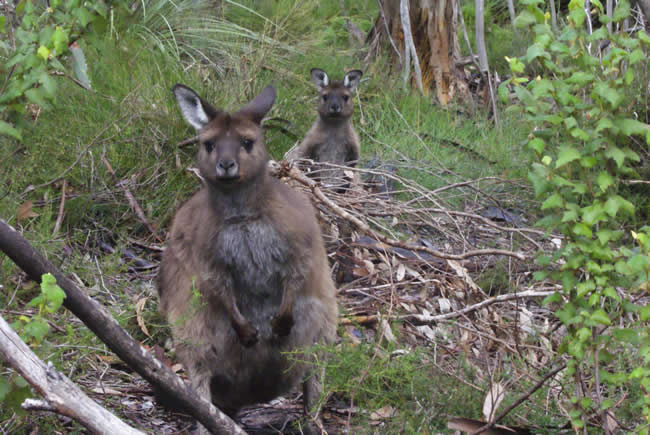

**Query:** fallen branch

left=340, top=290, right=556, bottom=325
left=275, top=162, right=526, bottom=261
left=0, top=313, right=143, bottom=435
left=0, top=219, right=246, bottom=435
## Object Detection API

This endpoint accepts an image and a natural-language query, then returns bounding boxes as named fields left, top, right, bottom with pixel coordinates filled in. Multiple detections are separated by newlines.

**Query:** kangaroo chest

left=213, top=218, right=290, bottom=311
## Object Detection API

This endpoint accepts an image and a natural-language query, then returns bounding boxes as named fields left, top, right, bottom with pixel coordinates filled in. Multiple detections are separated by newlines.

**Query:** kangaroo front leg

left=208, top=275, right=258, bottom=347
left=302, top=366, right=327, bottom=435
left=271, top=272, right=300, bottom=337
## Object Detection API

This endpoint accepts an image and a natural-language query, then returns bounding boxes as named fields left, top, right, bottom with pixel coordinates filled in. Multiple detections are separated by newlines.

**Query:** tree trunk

left=367, top=0, right=470, bottom=105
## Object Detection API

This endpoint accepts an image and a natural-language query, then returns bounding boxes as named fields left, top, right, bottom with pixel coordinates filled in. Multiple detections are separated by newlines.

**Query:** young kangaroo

left=158, top=84, right=338, bottom=434
left=287, top=68, right=363, bottom=189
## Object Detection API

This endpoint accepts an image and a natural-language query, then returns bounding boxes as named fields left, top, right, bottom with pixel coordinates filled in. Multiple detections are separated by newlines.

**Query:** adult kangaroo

left=158, top=84, right=338, bottom=434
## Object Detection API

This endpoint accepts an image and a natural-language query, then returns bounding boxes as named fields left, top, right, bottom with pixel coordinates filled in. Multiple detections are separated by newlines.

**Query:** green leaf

left=595, top=117, right=615, bottom=133
left=556, top=146, right=581, bottom=168
left=562, top=209, right=579, bottom=222
left=70, top=44, right=91, bottom=89
left=515, top=10, right=538, bottom=28
left=24, top=318, right=50, bottom=343
left=639, top=30, right=650, bottom=46
left=39, top=71, right=57, bottom=97
left=532, top=78, right=553, bottom=97
left=605, top=146, right=626, bottom=167
left=526, top=44, right=547, bottom=62
left=618, top=118, right=649, bottom=137
left=542, top=193, right=563, bottom=209
left=40, top=273, right=66, bottom=313
left=612, top=0, right=630, bottom=21
left=52, top=26, right=68, bottom=55
left=528, top=138, right=545, bottom=153
left=629, top=48, right=645, bottom=65
left=73, top=6, right=94, bottom=27
left=37, top=45, right=50, bottom=60
left=0, top=120, right=23, bottom=141
left=566, top=71, right=594, bottom=86
left=542, top=292, right=562, bottom=305
left=0, top=377, right=10, bottom=400
left=570, top=128, right=590, bottom=141
left=508, top=57, right=525, bottom=73
left=569, top=0, right=586, bottom=26
left=591, top=309, right=611, bottom=325
left=604, top=195, right=635, bottom=216
left=593, top=82, right=623, bottom=108
left=573, top=223, right=592, bottom=238
left=596, top=171, right=614, bottom=192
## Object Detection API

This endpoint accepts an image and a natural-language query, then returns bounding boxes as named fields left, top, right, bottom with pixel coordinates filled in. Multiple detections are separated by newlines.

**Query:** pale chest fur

left=212, top=218, right=290, bottom=332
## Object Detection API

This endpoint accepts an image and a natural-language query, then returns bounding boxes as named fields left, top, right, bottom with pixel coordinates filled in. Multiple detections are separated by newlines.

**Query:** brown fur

left=287, top=69, right=363, bottom=189
left=158, top=84, right=338, bottom=433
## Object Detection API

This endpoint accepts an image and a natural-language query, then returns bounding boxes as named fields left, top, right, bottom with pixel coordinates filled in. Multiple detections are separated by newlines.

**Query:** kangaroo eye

left=241, top=137, right=254, bottom=152
left=343, top=95, right=349, bottom=102
left=204, top=140, right=215, bottom=153
left=322, top=94, right=328, bottom=102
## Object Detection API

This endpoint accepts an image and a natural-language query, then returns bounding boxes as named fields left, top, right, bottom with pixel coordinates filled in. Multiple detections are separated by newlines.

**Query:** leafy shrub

left=503, top=0, right=650, bottom=430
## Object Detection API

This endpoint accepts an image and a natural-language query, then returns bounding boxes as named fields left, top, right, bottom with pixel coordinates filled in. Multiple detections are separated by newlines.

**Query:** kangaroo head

left=310, top=68, right=362, bottom=121
left=172, top=84, right=276, bottom=189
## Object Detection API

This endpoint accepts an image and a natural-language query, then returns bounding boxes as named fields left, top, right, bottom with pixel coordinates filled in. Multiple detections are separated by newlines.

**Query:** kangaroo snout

left=216, top=159, right=239, bottom=178
left=329, top=102, right=341, bottom=114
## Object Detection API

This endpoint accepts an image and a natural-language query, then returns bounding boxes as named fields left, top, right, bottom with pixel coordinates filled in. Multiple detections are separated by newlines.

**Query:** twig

left=340, top=290, right=556, bottom=325
left=101, top=154, right=161, bottom=241
left=177, top=135, right=199, bottom=148
left=400, top=0, right=424, bottom=94
left=0, top=314, right=144, bottom=435
left=52, top=180, right=66, bottom=236
left=471, top=362, right=567, bottom=434
left=277, top=162, right=526, bottom=261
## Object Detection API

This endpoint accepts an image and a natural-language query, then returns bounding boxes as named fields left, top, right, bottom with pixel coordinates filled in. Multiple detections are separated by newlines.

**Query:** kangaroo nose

left=330, top=104, right=341, bottom=113
left=216, top=159, right=238, bottom=177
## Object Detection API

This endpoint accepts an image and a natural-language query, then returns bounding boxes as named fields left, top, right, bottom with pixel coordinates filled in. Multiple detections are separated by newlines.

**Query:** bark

left=549, top=0, right=559, bottom=33
left=506, top=0, right=517, bottom=32
left=0, top=219, right=246, bottom=435
left=367, top=0, right=470, bottom=105
left=0, top=314, right=143, bottom=435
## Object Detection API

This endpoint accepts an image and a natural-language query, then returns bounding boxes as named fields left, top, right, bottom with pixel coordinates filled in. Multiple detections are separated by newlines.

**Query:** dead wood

left=273, top=161, right=526, bottom=261
left=0, top=313, right=143, bottom=435
left=0, top=219, right=246, bottom=435
left=340, top=290, right=556, bottom=326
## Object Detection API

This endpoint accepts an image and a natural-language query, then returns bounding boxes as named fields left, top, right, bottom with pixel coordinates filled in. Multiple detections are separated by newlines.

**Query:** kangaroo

left=287, top=68, right=363, bottom=190
left=158, top=84, right=338, bottom=434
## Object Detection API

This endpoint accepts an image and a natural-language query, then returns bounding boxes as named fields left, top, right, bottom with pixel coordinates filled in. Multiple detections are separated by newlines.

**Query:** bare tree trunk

left=549, top=0, right=559, bottom=33
left=475, top=0, right=498, bottom=124
left=475, top=0, right=488, bottom=73
left=0, top=314, right=143, bottom=435
left=366, top=0, right=470, bottom=105
left=606, top=0, right=613, bottom=33
left=506, top=0, right=518, bottom=32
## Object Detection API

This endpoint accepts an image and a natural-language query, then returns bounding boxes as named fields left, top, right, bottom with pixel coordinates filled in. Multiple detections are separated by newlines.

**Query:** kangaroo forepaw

left=271, top=313, right=294, bottom=337
left=233, top=321, right=258, bottom=347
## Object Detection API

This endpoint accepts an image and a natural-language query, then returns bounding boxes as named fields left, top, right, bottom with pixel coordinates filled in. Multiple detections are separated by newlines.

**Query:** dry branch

left=0, top=313, right=143, bottom=435
left=275, top=162, right=526, bottom=261
left=340, top=290, right=556, bottom=326
left=0, top=219, right=246, bottom=435
left=101, top=154, right=161, bottom=241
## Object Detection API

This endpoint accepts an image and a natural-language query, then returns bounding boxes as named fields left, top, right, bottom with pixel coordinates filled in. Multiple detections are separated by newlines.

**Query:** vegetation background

left=0, top=0, right=648, bottom=433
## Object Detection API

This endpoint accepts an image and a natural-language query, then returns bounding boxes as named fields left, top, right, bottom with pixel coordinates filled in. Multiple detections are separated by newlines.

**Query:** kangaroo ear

left=239, top=85, right=276, bottom=124
left=172, top=84, right=218, bottom=131
left=310, top=68, right=329, bottom=90
left=343, top=70, right=363, bottom=90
